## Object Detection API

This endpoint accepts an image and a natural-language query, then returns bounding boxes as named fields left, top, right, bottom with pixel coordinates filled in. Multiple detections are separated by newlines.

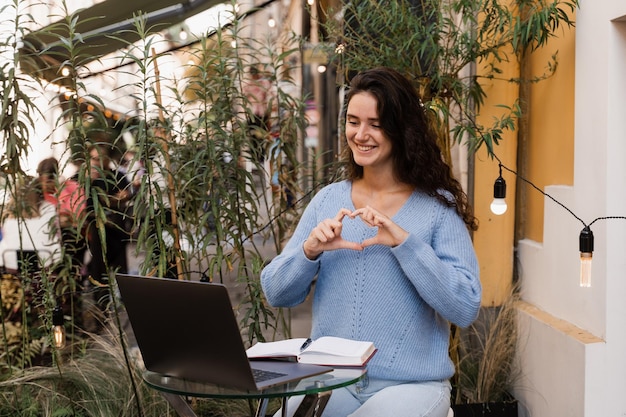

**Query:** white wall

left=602, top=9, right=626, bottom=416
left=516, top=1, right=626, bottom=415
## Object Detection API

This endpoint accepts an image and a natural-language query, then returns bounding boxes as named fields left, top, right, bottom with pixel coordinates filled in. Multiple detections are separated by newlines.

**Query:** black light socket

left=579, top=226, right=594, bottom=253
left=52, top=305, right=64, bottom=326
left=493, top=176, right=506, bottom=199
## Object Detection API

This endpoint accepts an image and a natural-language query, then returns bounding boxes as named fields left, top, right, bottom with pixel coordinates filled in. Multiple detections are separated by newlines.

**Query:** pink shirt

left=243, top=76, right=271, bottom=116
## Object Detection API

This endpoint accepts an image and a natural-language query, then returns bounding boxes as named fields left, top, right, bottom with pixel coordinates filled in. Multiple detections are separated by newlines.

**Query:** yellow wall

left=472, top=8, right=577, bottom=306
left=523, top=21, right=576, bottom=243
left=472, top=65, right=519, bottom=306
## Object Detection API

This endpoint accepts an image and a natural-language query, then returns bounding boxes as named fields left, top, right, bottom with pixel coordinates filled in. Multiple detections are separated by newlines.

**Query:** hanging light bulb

left=579, top=226, right=594, bottom=288
left=490, top=164, right=507, bottom=215
left=52, top=305, right=66, bottom=349
left=267, top=16, right=276, bottom=28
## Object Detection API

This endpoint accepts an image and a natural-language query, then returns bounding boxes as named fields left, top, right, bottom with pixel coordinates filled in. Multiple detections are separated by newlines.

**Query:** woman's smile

left=355, top=143, right=376, bottom=152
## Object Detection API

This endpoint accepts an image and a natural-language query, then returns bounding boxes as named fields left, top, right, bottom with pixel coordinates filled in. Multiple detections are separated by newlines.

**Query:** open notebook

left=115, top=274, right=331, bottom=391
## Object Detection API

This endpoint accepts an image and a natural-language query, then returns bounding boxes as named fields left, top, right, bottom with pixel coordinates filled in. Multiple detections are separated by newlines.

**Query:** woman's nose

left=355, top=125, right=367, bottom=140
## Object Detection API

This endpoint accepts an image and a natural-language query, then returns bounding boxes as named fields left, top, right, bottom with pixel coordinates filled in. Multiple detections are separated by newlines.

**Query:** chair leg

left=292, top=391, right=332, bottom=417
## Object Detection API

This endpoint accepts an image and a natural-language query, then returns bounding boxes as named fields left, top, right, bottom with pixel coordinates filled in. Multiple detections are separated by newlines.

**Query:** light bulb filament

left=53, top=325, right=66, bottom=349
left=52, top=305, right=66, bottom=349
left=580, top=252, right=592, bottom=288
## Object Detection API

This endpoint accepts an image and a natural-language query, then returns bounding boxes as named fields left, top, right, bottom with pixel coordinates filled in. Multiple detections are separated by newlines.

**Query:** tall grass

left=0, top=328, right=172, bottom=416
left=451, top=283, right=521, bottom=404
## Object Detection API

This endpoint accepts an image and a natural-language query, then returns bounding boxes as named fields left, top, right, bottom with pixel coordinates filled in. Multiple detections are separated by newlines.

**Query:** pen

left=300, top=338, right=312, bottom=352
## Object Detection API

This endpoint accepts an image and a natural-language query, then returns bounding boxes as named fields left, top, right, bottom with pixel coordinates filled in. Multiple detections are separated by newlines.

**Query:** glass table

left=144, top=367, right=367, bottom=417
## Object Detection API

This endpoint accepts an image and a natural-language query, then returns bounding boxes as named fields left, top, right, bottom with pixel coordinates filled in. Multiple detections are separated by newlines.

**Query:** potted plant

left=450, top=283, right=521, bottom=416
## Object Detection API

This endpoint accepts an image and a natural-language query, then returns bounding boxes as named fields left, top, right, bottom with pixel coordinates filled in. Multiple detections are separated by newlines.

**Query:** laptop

left=115, top=274, right=332, bottom=391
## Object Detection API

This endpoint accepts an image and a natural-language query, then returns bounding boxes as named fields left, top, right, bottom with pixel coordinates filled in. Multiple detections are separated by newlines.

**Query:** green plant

left=0, top=329, right=173, bottom=416
left=0, top=0, right=316, bottom=416
left=106, top=7, right=308, bottom=344
left=0, top=0, right=316, bottom=414
left=322, top=0, right=579, bottom=161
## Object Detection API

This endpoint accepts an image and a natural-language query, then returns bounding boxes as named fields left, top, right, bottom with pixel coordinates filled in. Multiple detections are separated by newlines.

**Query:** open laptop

left=115, top=274, right=332, bottom=391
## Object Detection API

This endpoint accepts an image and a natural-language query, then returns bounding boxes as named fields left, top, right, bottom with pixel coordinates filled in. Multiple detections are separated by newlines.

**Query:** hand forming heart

left=302, top=207, right=409, bottom=260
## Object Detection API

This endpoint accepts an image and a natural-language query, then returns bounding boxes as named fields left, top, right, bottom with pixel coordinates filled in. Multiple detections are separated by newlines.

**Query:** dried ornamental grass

left=453, top=284, right=521, bottom=404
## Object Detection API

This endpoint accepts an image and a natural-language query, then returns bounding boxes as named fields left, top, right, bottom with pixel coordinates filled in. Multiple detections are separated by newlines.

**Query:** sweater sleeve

left=260, top=187, right=328, bottom=307
left=391, top=205, right=481, bottom=328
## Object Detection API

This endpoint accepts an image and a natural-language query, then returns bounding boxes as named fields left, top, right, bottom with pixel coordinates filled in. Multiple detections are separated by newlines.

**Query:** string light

left=579, top=226, right=594, bottom=288
left=52, top=305, right=66, bottom=349
left=490, top=164, right=507, bottom=215
left=492, top=155, right=626, bottom=288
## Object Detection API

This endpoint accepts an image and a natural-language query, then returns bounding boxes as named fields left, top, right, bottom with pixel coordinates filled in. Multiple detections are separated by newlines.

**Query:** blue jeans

left=276, top=377, right=451, bottom=417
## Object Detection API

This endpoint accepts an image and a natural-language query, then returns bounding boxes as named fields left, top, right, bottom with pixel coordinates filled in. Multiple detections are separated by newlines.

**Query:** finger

left=360, top=237, right=378, bottom=248
left=357, top=212, right=377, bottom=227
left=316, top=220, right=343, bottom=242
left=349, top=208, right=364, bottom=218
left=334, top=208, right=352, bottom=222
left=336, top=239, right=364, bottom=251
left=370, top=214, right=387, bottom=228
left=311, top=227, right=332, bottom=243
left=351, top=206, right=381, bottom=225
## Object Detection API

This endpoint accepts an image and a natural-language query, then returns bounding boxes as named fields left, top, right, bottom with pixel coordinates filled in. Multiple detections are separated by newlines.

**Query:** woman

left=36, top=157, right=87, bottom=277
left=261, top=67, right=481, bottom=417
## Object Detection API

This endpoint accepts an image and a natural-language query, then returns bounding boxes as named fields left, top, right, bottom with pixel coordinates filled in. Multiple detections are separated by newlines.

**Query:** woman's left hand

left=351, top=205, right=409, bottom=248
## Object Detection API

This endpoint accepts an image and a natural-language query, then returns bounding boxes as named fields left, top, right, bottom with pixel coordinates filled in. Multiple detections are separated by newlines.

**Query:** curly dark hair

left=342, top=67, right=478, bottom=231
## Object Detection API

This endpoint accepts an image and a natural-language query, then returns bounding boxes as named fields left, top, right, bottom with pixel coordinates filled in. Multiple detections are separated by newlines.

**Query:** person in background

left=83, top=144, right=133, bottom=311
left=36, top=157, right=87, bottom=275
left=261, top=67, right=481, bottom=417
left=117, top=149, right=144, bottom=238
left=117, top=149, right=144, bottom=193
left=243, top=65, right=271, bottom=164
left=37, top=158, right=60, bottom=207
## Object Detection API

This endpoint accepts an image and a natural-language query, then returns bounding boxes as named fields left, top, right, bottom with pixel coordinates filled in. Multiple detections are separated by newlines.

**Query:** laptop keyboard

left=252, top=368, right=288, bottom=383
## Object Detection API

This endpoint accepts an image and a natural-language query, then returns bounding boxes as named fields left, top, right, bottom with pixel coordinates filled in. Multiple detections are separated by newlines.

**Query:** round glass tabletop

left=143, top=367, right=367, bottom=400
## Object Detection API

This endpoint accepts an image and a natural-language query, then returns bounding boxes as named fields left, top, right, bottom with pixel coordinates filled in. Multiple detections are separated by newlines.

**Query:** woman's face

left=89, top=147, right=107, bottom=179
left=39, top=174, right=55, bottom=194
left=345, top=91, right=393, bottom=170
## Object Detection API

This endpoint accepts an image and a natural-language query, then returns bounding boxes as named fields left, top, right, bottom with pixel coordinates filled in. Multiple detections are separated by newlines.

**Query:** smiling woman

left=260, top=67, right=482, bottom=417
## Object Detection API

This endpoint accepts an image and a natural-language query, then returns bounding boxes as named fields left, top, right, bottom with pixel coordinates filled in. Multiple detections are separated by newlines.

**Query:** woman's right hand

left=303, top=208, right=363, bottom=260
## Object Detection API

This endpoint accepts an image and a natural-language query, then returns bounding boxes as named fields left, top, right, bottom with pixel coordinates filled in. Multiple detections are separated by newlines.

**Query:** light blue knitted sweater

left=261, top=180, right=481, bottom=382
